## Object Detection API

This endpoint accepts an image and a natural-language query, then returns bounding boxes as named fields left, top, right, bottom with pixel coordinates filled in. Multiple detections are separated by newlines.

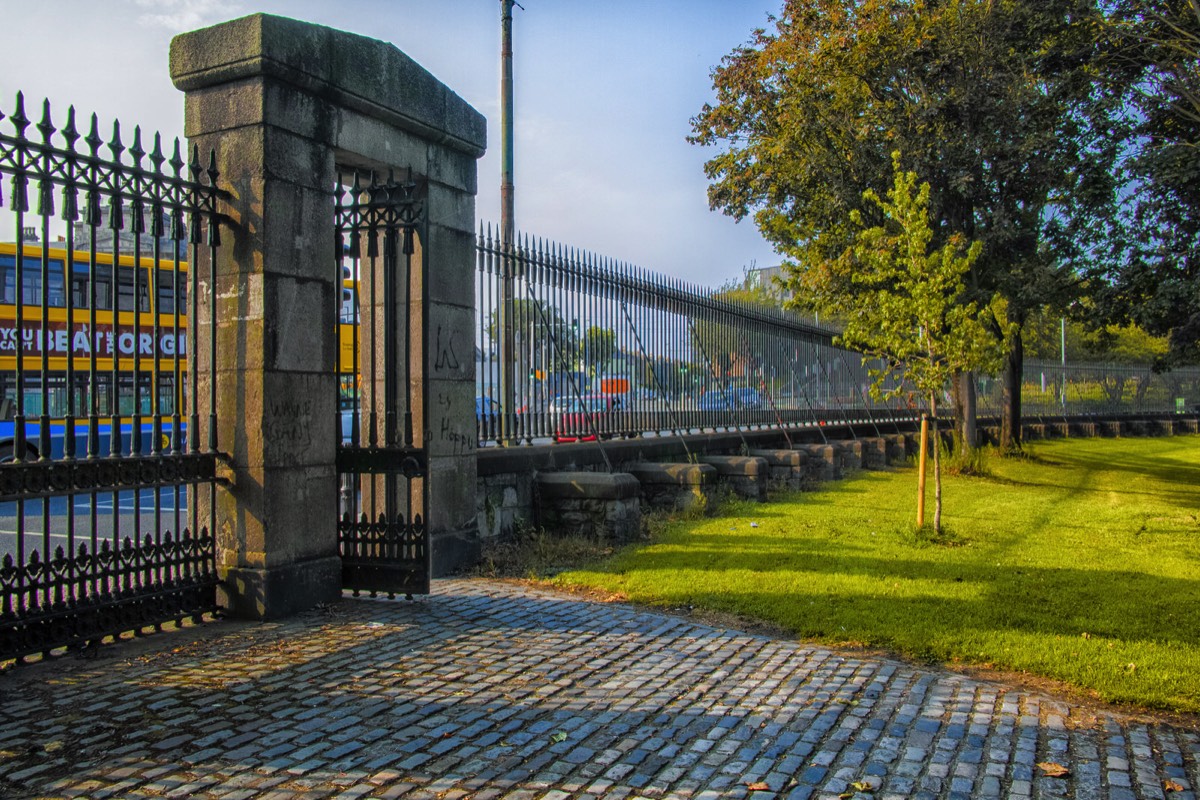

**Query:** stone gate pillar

left=170, top=14, right=485, bottom=618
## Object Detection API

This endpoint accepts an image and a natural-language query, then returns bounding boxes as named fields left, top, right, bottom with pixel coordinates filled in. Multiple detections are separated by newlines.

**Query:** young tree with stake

left=829, top=154, right=1008, bottom=531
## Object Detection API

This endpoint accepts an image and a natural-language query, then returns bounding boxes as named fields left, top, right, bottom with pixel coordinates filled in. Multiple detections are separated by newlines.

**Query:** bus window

left=11, top=375, right=69, bottom=417
left=74, top=265, right=150, bottom=312
left=155, top=269, right=187, bottom=314
left=0, top=255, right=67, bottom=307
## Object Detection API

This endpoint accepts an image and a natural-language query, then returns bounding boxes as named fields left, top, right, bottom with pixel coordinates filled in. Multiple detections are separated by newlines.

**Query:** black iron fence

left=984, top=361, right=1200, bottom=418
left=475, top=228, right=1200, bottom=447
left=476, top=227, right=923, bottom=447
left=0, top=92, right=222, bottom=663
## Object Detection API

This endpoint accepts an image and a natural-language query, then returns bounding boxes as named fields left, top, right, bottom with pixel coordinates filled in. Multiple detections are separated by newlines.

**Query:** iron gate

left=334, top=170, right=429, bottom=598
left=0, top=94, right=223, bottom=662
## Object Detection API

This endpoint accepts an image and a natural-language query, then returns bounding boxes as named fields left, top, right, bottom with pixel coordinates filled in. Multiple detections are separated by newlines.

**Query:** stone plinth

left=793, top=444, right=841, bottom=482
left=884, top=434, right=908, bottom=464
left=536, top=473, right=642, bottom=543
left=626, top=462, right=718, bottom=513
left=860, top=437, right=887, bottom=469
left=698, top=455, right=769, bottom=502
left=749, top=449, right=808, bottom=492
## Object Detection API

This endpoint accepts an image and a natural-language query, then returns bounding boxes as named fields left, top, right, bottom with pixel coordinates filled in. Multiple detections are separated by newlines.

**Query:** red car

left=553, top=395, right=617, bottom=442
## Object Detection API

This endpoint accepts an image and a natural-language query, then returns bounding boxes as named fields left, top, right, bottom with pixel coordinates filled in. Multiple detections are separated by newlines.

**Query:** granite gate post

left=170, top=14, right=485, bottom=618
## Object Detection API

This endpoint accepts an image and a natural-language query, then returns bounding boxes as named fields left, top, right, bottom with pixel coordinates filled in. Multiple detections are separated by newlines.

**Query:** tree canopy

left=691, top=0, right=1129, bottom=449
left=1098, top=0, right=1200, bottom=365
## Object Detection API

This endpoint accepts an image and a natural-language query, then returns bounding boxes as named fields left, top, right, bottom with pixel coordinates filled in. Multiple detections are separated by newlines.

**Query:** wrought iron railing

left=981, top=360, right=1200, bottom=419
left=475, top=228, right=1200, bottom=448
left=475, top=225, right=916, bottom=448
left=0, top=92, right=223, bottom=663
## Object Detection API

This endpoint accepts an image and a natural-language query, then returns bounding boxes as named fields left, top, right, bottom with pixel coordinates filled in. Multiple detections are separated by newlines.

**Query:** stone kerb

left=170, top=13, right=485, bottom=618
left=793, top=443, right=842, bottom=482
left=625, top=462, right=719, bottom=513
left=698, top=455, right=769, bottom=502
left=748, top=449, right=808, bottom=492
left=884, top=434, right=908, bottom=464
left=536, top=473, right=642, bottom=543
left=860, top=437, right=888, bottom=469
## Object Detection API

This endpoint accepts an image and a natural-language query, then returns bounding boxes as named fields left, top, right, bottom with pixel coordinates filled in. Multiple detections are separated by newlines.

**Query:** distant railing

left=474, top=226, right=916, bottom=447
left=982, top=361, right=1200, bottom=418
left=475, top=228, right=1200, bottom=448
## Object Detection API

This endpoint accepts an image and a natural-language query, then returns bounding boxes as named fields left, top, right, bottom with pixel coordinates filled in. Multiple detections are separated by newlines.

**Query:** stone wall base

left=699, top=456, right=769, bottom=502
left=536, top=473, right=642, bottom=543
left=626, top=462, right=719, bottom=513
left=219, top=555, right=343, bottom=620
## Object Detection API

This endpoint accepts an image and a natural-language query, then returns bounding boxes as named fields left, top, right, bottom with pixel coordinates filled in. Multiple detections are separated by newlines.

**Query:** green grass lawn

left=550, top=436, right=1200, bottom=714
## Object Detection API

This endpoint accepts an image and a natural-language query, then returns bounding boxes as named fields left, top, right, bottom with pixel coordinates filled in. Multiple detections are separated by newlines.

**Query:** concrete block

left=749, top=449, right=806, bottom=492
left=536, top=472, right=642, bottom=542
left=625, top=462, right=718, bottom=514
left=698, top=455, right=769, bottom=502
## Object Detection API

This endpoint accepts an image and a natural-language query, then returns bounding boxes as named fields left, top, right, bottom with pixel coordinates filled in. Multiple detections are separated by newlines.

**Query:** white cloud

left=131, top=0, right=244, bottom=32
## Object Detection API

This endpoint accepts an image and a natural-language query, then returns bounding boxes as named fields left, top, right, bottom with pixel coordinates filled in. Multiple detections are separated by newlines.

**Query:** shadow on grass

left=589, top=534, right=1199, bottom=646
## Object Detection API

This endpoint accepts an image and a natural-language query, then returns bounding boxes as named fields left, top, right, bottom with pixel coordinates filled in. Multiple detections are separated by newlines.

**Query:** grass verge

left=543, top=436, right=1200, bottom=715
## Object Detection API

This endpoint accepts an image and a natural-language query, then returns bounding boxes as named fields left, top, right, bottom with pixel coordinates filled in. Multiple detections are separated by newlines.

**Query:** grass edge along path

left=549, top=436, right=1200, bottom=716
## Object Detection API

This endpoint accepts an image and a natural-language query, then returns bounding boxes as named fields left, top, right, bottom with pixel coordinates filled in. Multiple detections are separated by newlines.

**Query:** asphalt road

left=0, top=487, right=187, bottom=564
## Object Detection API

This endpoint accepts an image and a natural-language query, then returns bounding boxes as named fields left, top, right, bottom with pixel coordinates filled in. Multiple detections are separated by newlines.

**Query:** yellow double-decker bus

left=0, top=241, right=361, bottom=460
left=0, top=241, right=189, bottom=459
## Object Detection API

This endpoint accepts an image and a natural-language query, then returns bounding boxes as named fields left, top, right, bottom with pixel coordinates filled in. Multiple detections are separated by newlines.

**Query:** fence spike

left=149, top=131, right=165, bottom=171
left=10, top=91, right=29, bottom=137
left=130, top=125, right=145, bottom=168
left=169, top=137, right=184, bottom=177
left=85, top=112, right=102, bottom=156
left=37, top=98, right=55, bottom=143
left=108, top=118, right=124, bottom=162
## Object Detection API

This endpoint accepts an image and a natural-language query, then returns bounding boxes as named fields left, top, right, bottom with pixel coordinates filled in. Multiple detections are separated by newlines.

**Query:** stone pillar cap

left=170, top=13, right=486, bottom=157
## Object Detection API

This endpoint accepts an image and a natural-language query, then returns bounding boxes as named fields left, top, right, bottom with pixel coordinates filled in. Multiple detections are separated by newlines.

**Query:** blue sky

left=0, top=0, right=783, bottom=286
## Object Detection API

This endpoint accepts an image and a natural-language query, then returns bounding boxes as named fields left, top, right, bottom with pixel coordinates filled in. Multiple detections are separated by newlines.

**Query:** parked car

left=733, top=387, right=763, bottom=409
left=476, top=396, right=500, bottom=417
left=696, top=389, right=736, bottom=411
left=553, top=395, right=616, bottom=442
left=697, top=387, right=763, bottom=412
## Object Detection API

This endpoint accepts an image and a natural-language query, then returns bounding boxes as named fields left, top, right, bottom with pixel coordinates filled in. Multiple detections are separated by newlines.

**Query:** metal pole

left=499, top=0, right=517, bottom=443
left=1060, top=317, right=1067, bottom=409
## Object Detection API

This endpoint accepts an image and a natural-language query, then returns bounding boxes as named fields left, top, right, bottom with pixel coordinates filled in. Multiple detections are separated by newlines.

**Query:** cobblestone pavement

left=1, top=579, right=1197, bottom=800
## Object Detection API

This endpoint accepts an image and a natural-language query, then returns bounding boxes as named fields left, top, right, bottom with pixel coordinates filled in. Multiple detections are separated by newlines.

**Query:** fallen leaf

left=746, top=781, right=770, bottom=791
left=549, top=731, right=567, bottom=743
left=1037, top=762, right=1070, bottom=778
left=850, top=780, right=875, bottom=792
left=1164, top=780, right=1184, bottom=793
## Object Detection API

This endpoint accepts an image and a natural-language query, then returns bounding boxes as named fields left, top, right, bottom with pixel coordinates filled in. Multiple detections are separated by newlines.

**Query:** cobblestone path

left=1, top=579, right=1197, bottom=799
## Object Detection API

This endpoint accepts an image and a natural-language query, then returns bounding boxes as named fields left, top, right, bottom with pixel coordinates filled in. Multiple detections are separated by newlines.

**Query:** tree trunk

left=951, top=371, right=978, bottom=456
left=1000, top=328, right=1023, bottom=453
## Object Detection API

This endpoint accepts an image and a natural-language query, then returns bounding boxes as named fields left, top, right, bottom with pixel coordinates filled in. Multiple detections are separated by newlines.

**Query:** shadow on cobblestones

left=1, top=579, right=1197, bottom=799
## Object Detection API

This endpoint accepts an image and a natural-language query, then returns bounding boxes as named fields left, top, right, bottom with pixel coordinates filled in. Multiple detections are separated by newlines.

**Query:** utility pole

left=498, top=0, right=517, bottom=443
left=501, top=0, right=516, bottom=244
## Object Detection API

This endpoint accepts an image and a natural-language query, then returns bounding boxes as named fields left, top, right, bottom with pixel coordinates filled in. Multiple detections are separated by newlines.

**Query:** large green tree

left=1099, top=0, right=1200, bottom=365
left=690, top=0, right=1128, bottom=451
